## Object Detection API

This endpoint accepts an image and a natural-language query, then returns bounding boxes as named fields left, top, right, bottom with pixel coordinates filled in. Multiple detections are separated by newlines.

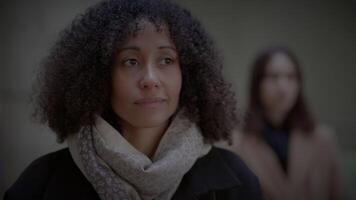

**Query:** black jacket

left=5, top=147, right=263, bottom=200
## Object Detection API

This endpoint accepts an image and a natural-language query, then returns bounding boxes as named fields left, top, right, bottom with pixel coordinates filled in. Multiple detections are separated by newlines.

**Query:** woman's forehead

left=265, top=53, right=296, bottom=73
left=120, top=20, right=175, bottom=49
left=128, top=19, right=168, bottom=37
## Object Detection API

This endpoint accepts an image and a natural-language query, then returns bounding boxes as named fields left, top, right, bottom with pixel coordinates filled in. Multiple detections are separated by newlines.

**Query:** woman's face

left=259, top=52, right=299, bottom=117
left=111, top=21, right=182, bottom=129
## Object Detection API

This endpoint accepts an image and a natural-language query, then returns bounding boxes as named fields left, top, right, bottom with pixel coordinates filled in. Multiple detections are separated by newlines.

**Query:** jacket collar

left=173, top=147, right=242, bottom=199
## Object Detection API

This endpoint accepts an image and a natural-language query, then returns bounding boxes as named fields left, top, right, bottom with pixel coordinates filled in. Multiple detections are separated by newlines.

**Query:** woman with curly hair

left=228, top=47, right=347, bottom=200
left=5, top=0, right=262, bottom=199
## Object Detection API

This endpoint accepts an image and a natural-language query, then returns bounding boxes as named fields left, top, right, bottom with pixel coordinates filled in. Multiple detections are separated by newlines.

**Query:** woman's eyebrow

left=118, top=46, right=140, bottom=52
left=118, top=46, right=177, bottom=53
left=158, top=46, right=177, bottom=51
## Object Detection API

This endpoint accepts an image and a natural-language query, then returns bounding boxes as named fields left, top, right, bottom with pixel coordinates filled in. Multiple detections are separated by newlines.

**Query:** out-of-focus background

left=1, top=0, right=355, bottom=198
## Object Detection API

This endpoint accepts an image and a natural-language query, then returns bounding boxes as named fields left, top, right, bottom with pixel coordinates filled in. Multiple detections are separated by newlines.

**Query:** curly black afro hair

left=34, top=0, right=239, bottom=143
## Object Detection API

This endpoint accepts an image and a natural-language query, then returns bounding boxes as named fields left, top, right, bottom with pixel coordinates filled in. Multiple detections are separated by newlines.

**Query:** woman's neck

left=120, top=121, right=169, bottom=159
left=265, top=110, right=286, bottom=129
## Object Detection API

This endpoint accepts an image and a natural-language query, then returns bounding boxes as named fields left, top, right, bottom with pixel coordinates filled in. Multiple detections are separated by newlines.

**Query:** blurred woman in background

left=230, top=47, right=347, bottom=200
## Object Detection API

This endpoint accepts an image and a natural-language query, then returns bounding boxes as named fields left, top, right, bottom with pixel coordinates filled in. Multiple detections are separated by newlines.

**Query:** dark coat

left=4, top=147, right=263, bottom=200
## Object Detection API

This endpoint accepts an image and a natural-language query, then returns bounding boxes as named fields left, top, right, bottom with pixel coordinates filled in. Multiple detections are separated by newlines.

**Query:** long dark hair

left=244, top=46, right=315, bottom=135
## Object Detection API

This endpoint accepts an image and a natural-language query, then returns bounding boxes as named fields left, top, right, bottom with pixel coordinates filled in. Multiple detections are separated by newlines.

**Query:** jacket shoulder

left=4, top=148, right=72, bottom=199
left=212, top=147, right=263, bottom=194
left=176, top=146, right=263, bottom=200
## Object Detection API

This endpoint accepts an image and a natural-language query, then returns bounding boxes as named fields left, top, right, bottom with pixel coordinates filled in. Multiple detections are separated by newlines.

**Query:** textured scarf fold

left=67, top=111, right=211, bottom=200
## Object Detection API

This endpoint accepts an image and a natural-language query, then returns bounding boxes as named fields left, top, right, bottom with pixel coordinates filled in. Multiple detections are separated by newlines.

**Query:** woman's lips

left=134, top=97, right=166, bottom=107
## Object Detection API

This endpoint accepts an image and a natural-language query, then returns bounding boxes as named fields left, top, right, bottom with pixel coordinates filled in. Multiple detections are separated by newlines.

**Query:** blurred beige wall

left=1, top=0, right=355, bottom=197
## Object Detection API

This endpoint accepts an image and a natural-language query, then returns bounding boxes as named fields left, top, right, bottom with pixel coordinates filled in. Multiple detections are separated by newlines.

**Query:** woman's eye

left=160, top=57, right=174, bottom=65
left=123, top=58, right=139, bottom=66
left=266, top=73, right=278, bottom=80
left=287, top=73, right=297, bottom=80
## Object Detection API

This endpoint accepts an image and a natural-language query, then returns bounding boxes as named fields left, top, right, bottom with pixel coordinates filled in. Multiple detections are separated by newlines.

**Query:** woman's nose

left=139, top=65, right=161, bottom=90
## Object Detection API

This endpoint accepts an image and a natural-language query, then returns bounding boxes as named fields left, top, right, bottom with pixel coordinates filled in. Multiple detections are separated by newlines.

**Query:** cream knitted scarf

left=67, top=111, right=211, bottom=200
